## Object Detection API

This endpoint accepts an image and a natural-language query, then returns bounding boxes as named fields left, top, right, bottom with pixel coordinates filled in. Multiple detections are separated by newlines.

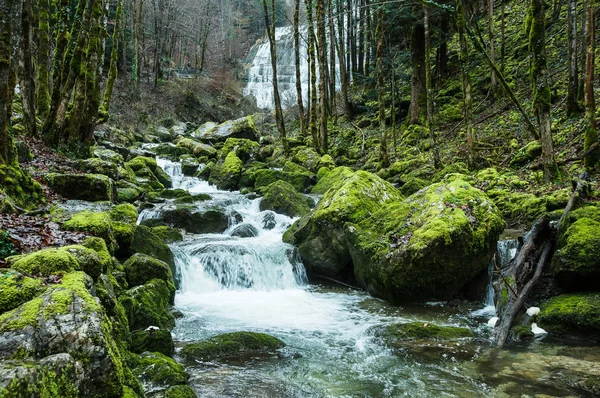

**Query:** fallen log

left=493, top=171, right=589, bottom=347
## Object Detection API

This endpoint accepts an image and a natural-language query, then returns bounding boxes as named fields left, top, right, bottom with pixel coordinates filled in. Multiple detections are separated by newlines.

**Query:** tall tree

left=487, top=0, right=497, bottom=93
left=0, top=0, right=18, bottom=164
left=262, top=0, right=287, bottom=152
left=316, top=0, right=328, bottom=152
left=424, top=4, right=440, bottom=169
left=528, top=0, right=557, bottom=180
left=36, top=0, right=51, bottom=118
left=376, top=6, right=388, bottom=167
left=336, top=0, right=351, bottom=117
left=566, top=0, right=579, bottom=114
left=458, top=0, right=475, bottom=167
left=293, top=0, right=306, bottom=135
left=306, top=0, right=319, bottom=151
left=409, top=9, right=425, bottom=125
left=19, top=0, right=36, bottom=136
left=583, top=0, right=597, bottom=169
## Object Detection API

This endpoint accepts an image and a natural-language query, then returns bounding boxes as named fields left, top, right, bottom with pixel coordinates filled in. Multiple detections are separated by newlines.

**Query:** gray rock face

left=0, top=273, right=126, bottom=397
left=195, top=116, right=258, bottom=142
left=231, top=223, right=259, bottom=238
left=44, top=173, right=117, bottom=202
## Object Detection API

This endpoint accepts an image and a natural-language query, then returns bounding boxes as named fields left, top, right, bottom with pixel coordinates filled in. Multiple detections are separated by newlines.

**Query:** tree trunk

left=437, top=12, right=449, bottom=81
left=376, top=7, right=388, bottom=167
left=424, top=5, right=440, bottom=169
left=488, top=0, right=497, bottom=94
left=99, top=0, right=122, bottom=122
left=500, top=0, right=506, bottom=73
left=36, top=0, right=51, bottom=118
left=316, top=0, right=328, bottom=152
left=0, top=0, right=18, bottom=164
left=328, top=0, right=336, bottom=115
left=583, top=0, right=597, bottom=169
left=528, top=0, right=557, bottom=181
left=358, top=0, right=365, bottom=75
left=306, top=0, right=319, bottom=151
left=409, top=18, right=425, bottom=125
left=566, top=0, right=580, bottom=114
left=294, top=0, right=306, bottom=135
left=20, top=0, right=37, bottom=136
left=262, top=0, right=287, bottom=152
left=364, top=0, right=372, bottom=75
left=458, top=0, right=475, bottom=167
left=336, top=0, right=350, bottom=118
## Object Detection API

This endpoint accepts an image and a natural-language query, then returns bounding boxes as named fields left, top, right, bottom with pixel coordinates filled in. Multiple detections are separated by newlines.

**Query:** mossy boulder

left=78, top=158, right=120, bottom=180
left=551, top=206, right=600, bottom=291
left=538, top=293, right=600, bottom=340
left=346, top=179, right=505, bottom=303
left=181, top=158, right=199, bottom=176
left=0, top=164, right=44, bottom=210
left=181, top=331, right=284, bottom=361
left=220, top=138, right=260, bottom=162
left=44, top=173, right=117, bottom=202
left=197, top=116, right=258, bottom=142
left=511, top=141, right=542, bottom=166
left=10, top=248, right=80, bottom=277
left=133, top=352, right=189, bottom=386
left=130, top=225, right=175, bottom=270
left=151, top=226, right=184, bottom=243
left=383, top=322, right=473, bottom=340
left=176, top=138, right=217, bottom=158
left=131, top=328, right=174, bottom=357
left=149, top=206, right=229, bottom=235
left=253, top=163, right=313, bottom=193
left=283, top=170, right=404, bottom=278
left=259, top=180, right=310, bottom=217
left=0, top=271, right=45, bottom=314
left=0, top=272, right=128, bottom=397
left=311, top=166, right=354, bottom=194
left=292, top=147, right=321, bottom=172
left=159, top=385, right=197, bottom=398
left=93, top=148, right=125, bottom=164
left=126, top=156, right=172, bottom=190
left=125, top=253, right=174, bottom=289
left=208, top=152, right=243, bottom=190
left=59, top=245, right=105, bottom=280
left=155, top=143, right=190, bottom=157
left=62, top=210, right=117, bottom=253
left=120, top=279, right=175, bottom=331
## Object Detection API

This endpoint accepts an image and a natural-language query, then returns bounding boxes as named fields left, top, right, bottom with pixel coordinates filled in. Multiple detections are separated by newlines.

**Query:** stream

left=138, top=158, right=600, bottom=398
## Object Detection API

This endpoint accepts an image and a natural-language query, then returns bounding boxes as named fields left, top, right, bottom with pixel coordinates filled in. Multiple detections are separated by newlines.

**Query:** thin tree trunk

left=488, top=0, right=497, bottom=94
left=20, top=0, right=37, bottom=136
left=316, top=0, right=328, bottom=152
left=409, top=17, right=425, bottom=125
left=437, top=11, right=449, bottom=81
left=0, top=0, right=17, bottom=164
left=578, top=0, right=586, bottom=101
left=528, top=0, right=557, bottom=180
left=328, top=0, right=336, bottom=116
left=99, top=0, right=122, bottom=121
left=336, top=0, right=350, bottom=117
left=364, top=0, right=372, bottom=75
left=566, top=0, right=579, bottom=114
left=583, top=0, right=597, bottom=169
left=458, top=0, right=475, bottom=167
left=500, top=0, right=506, bottom=74
left=262, top=0, right=287, bottom=152
left=306, top=0, right=319, bottom=151
left=294, top=0, right=306, bottom=135
left=36, top=0, right=51, bottom=118
left=358, top=0, right=365, bottom=75
left=376, top=7, right=388, bottom=167
left=424, top=5, right=440, bottom=169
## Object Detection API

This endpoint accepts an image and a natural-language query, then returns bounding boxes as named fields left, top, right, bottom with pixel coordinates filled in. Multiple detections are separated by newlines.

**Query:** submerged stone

left=181, top=331, right=284, bottom=361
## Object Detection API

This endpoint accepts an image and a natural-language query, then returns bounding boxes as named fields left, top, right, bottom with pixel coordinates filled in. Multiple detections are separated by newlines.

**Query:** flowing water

left=141, top=158, right=600, bottom=398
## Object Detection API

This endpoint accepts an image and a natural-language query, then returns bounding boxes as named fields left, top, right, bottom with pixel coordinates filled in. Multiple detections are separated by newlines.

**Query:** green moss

left=0, top=164, right=44, bottom=210
left=510, top=141, right=542, bottom=166
left=311, top=166, right=354, bottom=194
left=43, top=272, right=103, bottom=319
left=130, top=225, right=175, bottom=268
left=120, top=279, right=175, bottom=330
left=78, top=158, right=120, bottom=180
left=124, top=253, right=174, bottom=289
left=383, top=322, right=473, bottom=340
left=208, top=152, right=243, bottom=190
left=11, top=248, right=80, bottom=276
left=111, top=203, right=138, bottom=224
left=291, top=147, right=321, bottom=172
left=0, top=271, right=45, bottom=314
left=221, top=138, right=260, bottom=162
left=0, top=296, right=43, bottom=330
left=181, top=331, right=284, bottom=361
left=133, top=352, right=189, bottom=386
left=163, top=385, right=197, bottom=398
left=126, top=156, right=158, bottom=173
left=160, top=189, right=191, bottom=199
left=538, top=293, right=600, bottom=336
left=177, top=137, right=217, bottom=158
left=259, top=180, right=310, bottom=217
left=62, top=211, right=117, bottom=252
left=60, top=245, right=104, bottom=279
left=511, top=325, right=534, bottom=340
left=82, top=237, right=113, bottom=270
left=151, top=226, right=183, bottom=243
left=44, top=173, right=116, bottom=202
left=131, top=328, right=174, bottom=357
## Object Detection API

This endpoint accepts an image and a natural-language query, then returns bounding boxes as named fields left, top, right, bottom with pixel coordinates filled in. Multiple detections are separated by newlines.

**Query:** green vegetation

left=181, top=331, right=285, bottom=361
left=383, top=322, right=473, bottom=340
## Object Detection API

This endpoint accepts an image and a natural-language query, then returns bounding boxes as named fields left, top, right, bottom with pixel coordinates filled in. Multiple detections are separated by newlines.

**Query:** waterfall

left=243, top=25, right=340, bottom=110
left=478, top=239, right=520, bottom=315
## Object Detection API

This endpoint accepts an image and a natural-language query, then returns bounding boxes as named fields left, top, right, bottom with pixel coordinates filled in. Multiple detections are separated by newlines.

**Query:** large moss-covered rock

left=126, top=156, right=172, bottom=190
left=283, top=170, right=404, bottom=278
left=551, top=206, right=600, bottom=291
left=0, top=271, right=45, bottom=314
left=292, top=147, right=321, bottom=172
left=176, top=138, right=217, bottom=158
left=62, top=211, right=117, bottom=253
left=130, top=225, right=175, bottom=269
left=159, top=385, right=197, bottom=398
left=133, top=352, right=189, bottom=386
left=220, top=138, right=260, bottom=162
left=44, top=173, right=117, bottom=202
left=253, top=162, right=313, bottom=193
left=197, top=116, right=258, bottom=142
left=144, top=205, right=229, bottom=235
left=79, top=158, right=120, bottom=181
left=538, top=293, right=600, bottom=340
left=10, top=248, right=80, bottom=276
left=181, top=331, right=284, bottom=361
left=311, top=166, right=354, bottom=194
left=151, top=226, right=183, bottom=243
left=131, top=328, right=174, bottom=357
left=0, top=272, right=128, bottom=397
left=0, top=164, right=44, bottom=210
left=208, top=152, right=243, bottom=190
left=125, top=253, right=174, bottom=289
left=59, top=245, right=104, bottom=280
left=346, top=179, right=505, bottom=303
left=259, top=180, right=310, bottom=217
left=120, top=279, right=175, bottom=331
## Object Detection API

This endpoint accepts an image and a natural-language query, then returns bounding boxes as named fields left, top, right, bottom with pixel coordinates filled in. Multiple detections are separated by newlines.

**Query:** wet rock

left=220, top=138, right=260, bottom=162
left=157, top=385, right=197, bottom=398
left=231, top=223, right=259, bottom=238
left=156, top=206, right=229, bottom=235
left=196, top=116, right=258, bottom=142
left=0, top=270, right=45, bottom=314
left=262, top=212, right=276, bottom=230
left=537, top=293, right=600, bottom=342
left=133, top=352, right=189, bottom=387
left=181, top=158, right=200, bottom=176
left=253, top=162, right=313, bottom=193
left=176, top=137, right=218, bottom=158
left=44, top=173, right=117, bottom=202
left=208, top=152, right=243, bottom=191
left=259, top=180, right=310, bottom=218
left=93, top=147, right=125, bottom=164
left=131, top=225, right=175, bottom=269
left=155, top=143, right=190, bottom=157
left=292, top=147, right=321, bottom=172
left=0, top=272, right=128, bottom=397
left=78, top=158, right=120, bottom=180
left=181, top=331, right=284, bottom=361
left=120, top=279, right=175, bottom=330
left=124, top=253, right=174, bottom=289
left=131, top=328, right=174, bottom=357
left=151, top=226, right=184, bottom=243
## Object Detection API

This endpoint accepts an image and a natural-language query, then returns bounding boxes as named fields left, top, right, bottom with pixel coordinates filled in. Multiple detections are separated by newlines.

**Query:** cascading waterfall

left=477, top=239, right=520, bottom=316
left=141, top=157, right=544, bottom=397
left=243, top=25, right=340, bottom=110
